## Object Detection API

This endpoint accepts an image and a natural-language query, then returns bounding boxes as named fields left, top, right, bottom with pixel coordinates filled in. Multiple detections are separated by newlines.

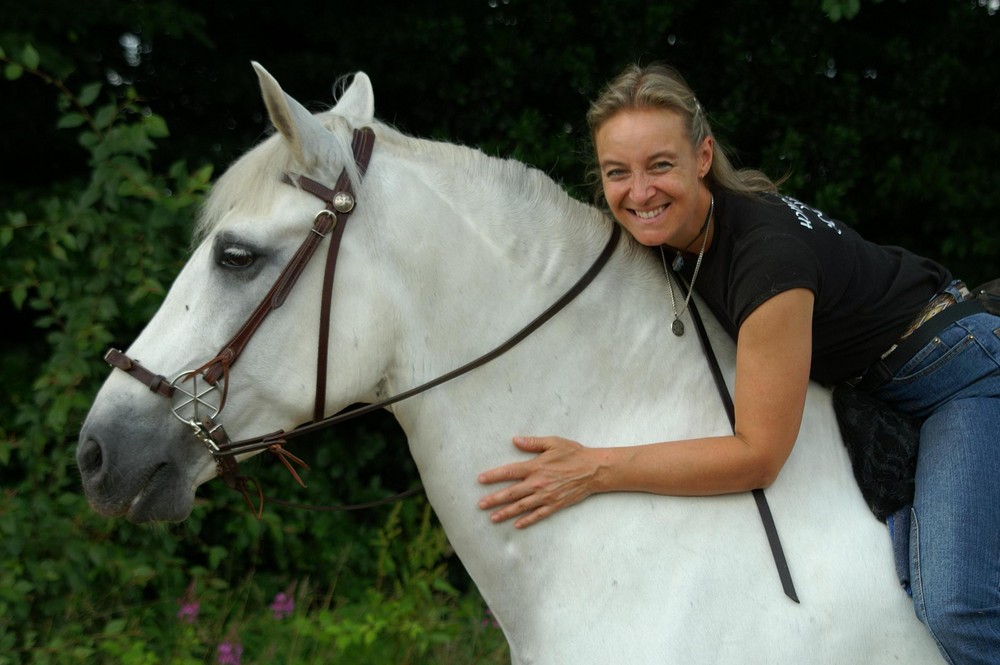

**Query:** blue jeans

left=872, top=310, right=1000, bottom=665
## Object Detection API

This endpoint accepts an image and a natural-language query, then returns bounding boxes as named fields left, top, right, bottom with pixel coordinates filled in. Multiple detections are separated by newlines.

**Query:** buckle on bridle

left=188, top=418, right=228, bottom=454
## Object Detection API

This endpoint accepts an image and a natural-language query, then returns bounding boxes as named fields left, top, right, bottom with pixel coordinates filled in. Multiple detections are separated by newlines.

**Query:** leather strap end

left=104, top=348, right=131, bottom=370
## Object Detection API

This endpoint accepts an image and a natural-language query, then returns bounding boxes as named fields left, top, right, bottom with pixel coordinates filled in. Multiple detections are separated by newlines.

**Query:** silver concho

left=332, top=191, right=355, bottom=213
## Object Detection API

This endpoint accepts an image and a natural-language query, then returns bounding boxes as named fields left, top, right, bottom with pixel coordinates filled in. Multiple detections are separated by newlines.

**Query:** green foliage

left=1, top=495, right=506, bottom=664
left=2, top=3, right=998, bottom=661
left=267, top=502, right=507, bottom=664
left=0, top=45, right=209, bottom=479
left=0, top=44, right=207, bottom=664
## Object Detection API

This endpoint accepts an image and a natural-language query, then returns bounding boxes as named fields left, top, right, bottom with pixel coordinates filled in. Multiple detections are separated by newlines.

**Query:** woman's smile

left=633, top=204, right=668, bottom=220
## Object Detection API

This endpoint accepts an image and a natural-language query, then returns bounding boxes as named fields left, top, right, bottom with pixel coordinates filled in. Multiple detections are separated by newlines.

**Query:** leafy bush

left=0, top=43, right=212, bottom=663
left=0, top=45, right=503, bottom=665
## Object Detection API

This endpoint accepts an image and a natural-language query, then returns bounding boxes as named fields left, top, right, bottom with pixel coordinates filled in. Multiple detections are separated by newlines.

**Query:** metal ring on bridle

left=168, top=369, right=224, bottom=424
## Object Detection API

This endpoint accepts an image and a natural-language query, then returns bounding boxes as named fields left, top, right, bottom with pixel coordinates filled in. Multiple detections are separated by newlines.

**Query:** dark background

left=1, top=0, right=997, bottom=660
left=4, top=0, right=999, bottom=279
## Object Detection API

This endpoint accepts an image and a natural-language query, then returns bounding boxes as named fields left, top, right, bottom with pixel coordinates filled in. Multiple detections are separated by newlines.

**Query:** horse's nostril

left=78, top=437, right=104, bottom=477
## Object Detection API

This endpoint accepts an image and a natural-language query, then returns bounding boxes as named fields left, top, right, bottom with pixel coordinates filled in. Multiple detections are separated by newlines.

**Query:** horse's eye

left=219, top=246, right=256, bottom=269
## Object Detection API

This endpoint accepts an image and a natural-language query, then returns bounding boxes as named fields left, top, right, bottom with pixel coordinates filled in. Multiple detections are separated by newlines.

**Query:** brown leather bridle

left=104, top=126, right=622, bottom=514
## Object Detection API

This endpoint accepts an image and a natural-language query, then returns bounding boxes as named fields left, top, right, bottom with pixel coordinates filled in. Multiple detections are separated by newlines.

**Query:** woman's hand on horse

left=478, top=436, right=604, bottom=528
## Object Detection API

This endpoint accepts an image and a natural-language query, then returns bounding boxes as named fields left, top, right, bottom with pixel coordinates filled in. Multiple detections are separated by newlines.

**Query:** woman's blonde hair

left=585, top=63, right=778, bottom=207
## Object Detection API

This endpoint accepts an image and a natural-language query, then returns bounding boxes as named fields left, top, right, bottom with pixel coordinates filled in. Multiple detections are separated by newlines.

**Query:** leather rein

left=671, top=270, right=800, bottom=603
left=104, top=126, right=623, bottom=516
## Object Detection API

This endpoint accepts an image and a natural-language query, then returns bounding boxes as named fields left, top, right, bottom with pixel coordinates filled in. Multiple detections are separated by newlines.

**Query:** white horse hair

left=77, top=64, right=944, bottom=664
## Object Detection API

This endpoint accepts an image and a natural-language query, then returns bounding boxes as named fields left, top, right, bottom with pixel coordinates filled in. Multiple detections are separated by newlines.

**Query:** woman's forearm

left=592, top=433, right=783, bottom=498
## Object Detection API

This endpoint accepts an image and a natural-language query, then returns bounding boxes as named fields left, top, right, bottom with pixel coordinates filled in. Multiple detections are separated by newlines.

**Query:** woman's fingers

left=477, top=436, right=556, bottom=485
left=477, top=435, right=595, bottom=527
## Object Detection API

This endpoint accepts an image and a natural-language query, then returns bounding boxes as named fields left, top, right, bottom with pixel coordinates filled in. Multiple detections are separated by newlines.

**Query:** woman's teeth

left=634, top=205, right=667, bottom=219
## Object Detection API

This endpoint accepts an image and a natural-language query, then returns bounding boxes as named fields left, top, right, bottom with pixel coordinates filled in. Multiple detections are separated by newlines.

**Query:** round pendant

left=671, top=319, right=685, bottom=336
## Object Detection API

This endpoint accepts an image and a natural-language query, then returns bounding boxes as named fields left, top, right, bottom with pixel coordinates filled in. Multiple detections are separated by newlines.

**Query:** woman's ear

left=698, top=135, right=714, bottom=179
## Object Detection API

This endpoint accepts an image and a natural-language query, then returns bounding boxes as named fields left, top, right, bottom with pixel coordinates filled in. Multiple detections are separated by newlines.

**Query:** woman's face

left=595, top=107, right=713, bottom=249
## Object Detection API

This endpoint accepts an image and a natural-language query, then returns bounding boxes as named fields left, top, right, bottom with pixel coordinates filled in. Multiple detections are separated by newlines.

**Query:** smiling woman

left=476, top=62, right=1000, bottom=665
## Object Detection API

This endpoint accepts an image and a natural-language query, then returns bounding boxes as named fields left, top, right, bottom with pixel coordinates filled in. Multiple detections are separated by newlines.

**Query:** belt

left=851, top=293, right=985, bottom=393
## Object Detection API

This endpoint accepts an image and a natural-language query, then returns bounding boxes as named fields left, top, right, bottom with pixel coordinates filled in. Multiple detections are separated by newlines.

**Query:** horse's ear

left=330, top=72, right=375, bottom=125
left=252, top=61, right=330, bottom=169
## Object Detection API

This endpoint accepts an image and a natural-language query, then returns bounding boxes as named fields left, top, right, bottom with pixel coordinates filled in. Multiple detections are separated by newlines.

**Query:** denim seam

left=910, top=508, right=957, bottom=664
left=911, top=507, right=925, bottom=621
left=891, top=334, right=975, bottom=386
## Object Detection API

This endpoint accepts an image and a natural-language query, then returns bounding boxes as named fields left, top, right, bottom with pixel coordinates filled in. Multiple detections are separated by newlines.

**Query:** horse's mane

left=194, top=111, right=635, bottom=263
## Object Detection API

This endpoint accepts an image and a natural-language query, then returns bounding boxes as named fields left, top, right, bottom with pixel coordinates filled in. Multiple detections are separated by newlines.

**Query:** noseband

left=104, top=126, right=622, bottom=514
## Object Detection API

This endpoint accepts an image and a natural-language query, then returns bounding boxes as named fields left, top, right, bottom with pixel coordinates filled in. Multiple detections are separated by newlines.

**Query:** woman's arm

left=477, top=288, right=815, bottom=528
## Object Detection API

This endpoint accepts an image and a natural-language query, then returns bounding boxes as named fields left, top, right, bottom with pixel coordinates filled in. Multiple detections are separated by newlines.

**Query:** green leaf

left=56, top=113, right=87, bottom=130
left=78, top=82, right=102, bottom=107
left=4, top=63, right=23, bottom=81
left=821, top=0, right=861, bottom=21
left=192, top=164, right=214, bottom=184
left=70, top=647, right=95, bottom=661
left=143, top=114, right=169, bottom=138
left=11, top=285, right=28, bottom=309
left=59, top=233, right=78, bottom=252
left=20, top=44, right=40, bottom=70
left=49, top=243, right=68, bottom=262
left=93, top=105, right=117, bottom=130
left=208, top=546, right=227, bottom=570
left=7, top=211, right=27, bottom=227
left=104, top=619, right=126, bottom=635
left=78, top=131, right=99, bottom=150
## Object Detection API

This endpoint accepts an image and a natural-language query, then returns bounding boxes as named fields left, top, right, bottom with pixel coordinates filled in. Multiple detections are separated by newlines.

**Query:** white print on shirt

left=780, top=196, right=843, bottom=235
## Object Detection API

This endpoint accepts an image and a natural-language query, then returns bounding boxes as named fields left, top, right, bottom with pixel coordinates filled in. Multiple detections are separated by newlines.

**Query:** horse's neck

left=376, top=140, right=614, bottom=364
left=378, top=139, right=735, bottom=487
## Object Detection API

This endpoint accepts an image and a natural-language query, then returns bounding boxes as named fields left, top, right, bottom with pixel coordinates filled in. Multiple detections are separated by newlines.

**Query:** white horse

left=77, top=65, right=943, bottom=664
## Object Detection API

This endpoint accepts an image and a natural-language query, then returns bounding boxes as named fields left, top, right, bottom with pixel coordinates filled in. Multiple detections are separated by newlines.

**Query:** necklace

left=660, top=194, right=714, bottom=336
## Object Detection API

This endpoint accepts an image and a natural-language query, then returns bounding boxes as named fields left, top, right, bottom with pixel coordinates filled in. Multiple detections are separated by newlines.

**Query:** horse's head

left=77, top=65, right=397, bottom=522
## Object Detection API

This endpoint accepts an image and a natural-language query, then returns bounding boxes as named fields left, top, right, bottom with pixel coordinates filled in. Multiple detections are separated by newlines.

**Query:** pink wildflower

left=216, top=639, right=243, bottom=665
left=177, top=601, right=200, bottom=624
left=176, top=580, right=200, bottom=624
left=481, top=607, right=500, bottom=628
left=269, top=591, right=295, bottom=620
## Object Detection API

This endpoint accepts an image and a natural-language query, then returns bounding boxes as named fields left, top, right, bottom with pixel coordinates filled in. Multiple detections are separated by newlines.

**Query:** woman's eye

left=219, top=246, right=256, bottom=269
left=652, top=161, right=673, bottom=171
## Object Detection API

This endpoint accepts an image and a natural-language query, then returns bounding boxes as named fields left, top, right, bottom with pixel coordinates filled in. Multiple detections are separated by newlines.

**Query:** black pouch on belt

left=834, top=281, right=996, bottom=520
left=831, top=384, right=922, bottom=521
left=973, top=279, right=1000, bottom=315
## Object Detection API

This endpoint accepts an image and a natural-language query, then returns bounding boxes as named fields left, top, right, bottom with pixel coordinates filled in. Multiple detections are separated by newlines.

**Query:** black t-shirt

left=682, top=190, right=951, bottom=384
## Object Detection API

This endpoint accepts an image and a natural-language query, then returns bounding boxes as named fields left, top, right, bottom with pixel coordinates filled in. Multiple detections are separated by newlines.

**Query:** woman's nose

left=629, top=174, right=655, bottom=203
